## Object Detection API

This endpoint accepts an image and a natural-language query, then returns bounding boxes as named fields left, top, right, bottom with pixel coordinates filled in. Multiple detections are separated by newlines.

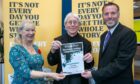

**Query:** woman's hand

left=47, top=73, right=65, bottom=81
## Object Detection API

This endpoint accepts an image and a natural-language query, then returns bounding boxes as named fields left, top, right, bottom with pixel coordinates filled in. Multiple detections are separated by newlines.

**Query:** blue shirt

left=9, top=44, right=45, bottom=84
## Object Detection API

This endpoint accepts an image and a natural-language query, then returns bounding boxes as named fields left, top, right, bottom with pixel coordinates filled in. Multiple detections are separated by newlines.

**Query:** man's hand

left=81, top=70, right=92, bottom=79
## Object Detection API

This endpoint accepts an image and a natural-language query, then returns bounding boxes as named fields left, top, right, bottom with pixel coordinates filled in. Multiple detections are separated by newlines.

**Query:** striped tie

left=103, top=31, right=111, bottom=51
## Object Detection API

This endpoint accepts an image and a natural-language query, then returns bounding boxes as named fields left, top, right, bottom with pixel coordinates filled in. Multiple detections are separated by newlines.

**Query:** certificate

left=60, top=42, right=84, bottom=75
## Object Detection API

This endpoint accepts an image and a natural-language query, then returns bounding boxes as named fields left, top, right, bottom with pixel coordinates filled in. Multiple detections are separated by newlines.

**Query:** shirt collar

left=108, top=22, right=119, bottom=34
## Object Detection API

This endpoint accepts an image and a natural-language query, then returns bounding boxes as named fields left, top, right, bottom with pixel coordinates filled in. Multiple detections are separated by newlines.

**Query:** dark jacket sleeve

left=47, top=37, right=61, bottom=66
left=47, top=49, right=60, bottom=66
left=92, top=29, right=137, bottom=82
left=84, top=39, right=94, bottom=69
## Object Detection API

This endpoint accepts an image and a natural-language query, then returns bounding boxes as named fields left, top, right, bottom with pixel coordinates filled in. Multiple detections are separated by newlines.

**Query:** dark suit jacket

left=92, top=23, right=137, bottom=84
left=48, top=33, right=94, bottom=84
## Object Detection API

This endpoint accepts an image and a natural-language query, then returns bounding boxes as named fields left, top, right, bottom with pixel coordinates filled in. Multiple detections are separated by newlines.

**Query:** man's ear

left=118, top=12, right=120, bottom=18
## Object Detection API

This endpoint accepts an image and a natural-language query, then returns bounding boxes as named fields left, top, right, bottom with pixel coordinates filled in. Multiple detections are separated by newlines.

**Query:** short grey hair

left=64, top=12, right=81, bottom=26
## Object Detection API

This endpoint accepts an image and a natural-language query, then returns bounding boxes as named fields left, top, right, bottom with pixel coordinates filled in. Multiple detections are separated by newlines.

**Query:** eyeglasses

left=67, top=20, right=79, bottom=25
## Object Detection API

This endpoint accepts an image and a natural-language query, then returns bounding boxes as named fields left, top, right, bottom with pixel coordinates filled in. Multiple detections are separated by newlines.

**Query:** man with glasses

left=47, top=12, right=94, bottom=84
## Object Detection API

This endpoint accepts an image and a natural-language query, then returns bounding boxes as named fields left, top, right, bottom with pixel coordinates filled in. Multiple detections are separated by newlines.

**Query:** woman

left=9, top=20, right=65, bottom=84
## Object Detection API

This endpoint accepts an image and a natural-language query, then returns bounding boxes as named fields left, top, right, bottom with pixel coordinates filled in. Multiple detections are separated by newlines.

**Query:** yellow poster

left=72, top=0, right=133, bottom=67
left=3, top=0, right=133, bottom=83
left=3, top=0, right=62, bottom=83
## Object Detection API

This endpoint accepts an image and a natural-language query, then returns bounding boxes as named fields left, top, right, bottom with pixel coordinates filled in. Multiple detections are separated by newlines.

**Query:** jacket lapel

left=100, top=32, right=107, bottom=55
left=101, top=23, right=122, bottom=55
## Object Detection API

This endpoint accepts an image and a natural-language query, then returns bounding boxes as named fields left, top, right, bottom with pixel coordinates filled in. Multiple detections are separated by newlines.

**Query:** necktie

left=103, top=31, right=111, bottom=51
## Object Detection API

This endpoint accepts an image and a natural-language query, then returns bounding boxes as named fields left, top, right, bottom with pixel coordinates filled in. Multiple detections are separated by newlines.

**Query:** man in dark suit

left=81, top=2, right=137, bottom=84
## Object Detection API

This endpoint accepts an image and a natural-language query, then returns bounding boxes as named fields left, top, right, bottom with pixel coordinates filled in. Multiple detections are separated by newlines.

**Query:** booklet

left=60, top=42, right=84, bottom=75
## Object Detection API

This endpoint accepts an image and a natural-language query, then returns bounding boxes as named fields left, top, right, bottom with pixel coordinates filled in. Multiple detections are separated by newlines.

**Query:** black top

left=48, top=33, right=94, bottom=84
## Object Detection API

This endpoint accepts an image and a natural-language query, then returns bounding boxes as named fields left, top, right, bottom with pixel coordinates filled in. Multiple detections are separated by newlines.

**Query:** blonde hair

left=14, top=20, right=35, bottom=44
